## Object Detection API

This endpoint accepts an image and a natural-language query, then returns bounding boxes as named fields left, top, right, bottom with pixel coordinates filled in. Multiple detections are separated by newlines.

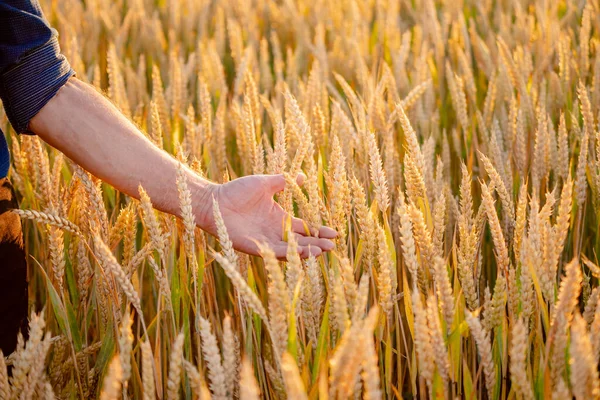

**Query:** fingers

left=266, top=174, right=286, bottom=193
left=291, top=217, right=338, bottom=239
left=294, top=234, right=335, bottom=252
left=265, top=173, right=307, bottom=194
left=317, top=226, right=338, bottom=239
left=300, top=245, right=322, bottom=258
left=291, top=217, right=312, bottom=235
left=270, top=243, right=298, bottom=260
left=271, top=241, right=325, bottom=260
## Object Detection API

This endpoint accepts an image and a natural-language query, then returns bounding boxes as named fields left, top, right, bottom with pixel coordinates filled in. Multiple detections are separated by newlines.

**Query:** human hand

left=201, top=174, right=337, bottom=259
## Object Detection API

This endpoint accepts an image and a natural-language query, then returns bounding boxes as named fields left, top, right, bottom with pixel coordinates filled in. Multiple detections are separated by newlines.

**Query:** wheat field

left=1, top=0, right=600, bottom=398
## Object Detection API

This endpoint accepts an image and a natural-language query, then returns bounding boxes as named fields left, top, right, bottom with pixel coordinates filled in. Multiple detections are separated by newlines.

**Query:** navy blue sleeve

left=0, top=0, right=75, bottom=134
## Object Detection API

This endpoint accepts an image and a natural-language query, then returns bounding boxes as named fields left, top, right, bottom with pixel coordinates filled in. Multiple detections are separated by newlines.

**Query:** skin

left=29, top=77, right=336, bottom=259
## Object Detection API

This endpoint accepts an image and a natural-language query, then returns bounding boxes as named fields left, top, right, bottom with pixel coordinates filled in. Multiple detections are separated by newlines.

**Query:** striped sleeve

left=0, top=35, right=74, bottom=134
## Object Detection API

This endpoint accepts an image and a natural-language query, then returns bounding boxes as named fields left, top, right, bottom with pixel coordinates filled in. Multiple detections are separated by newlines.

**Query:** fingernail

left=323, top=227, right=338, bottom=237
left=323, top=240, right=335, bottom=251
left=296, top=173, right=307, bottom=186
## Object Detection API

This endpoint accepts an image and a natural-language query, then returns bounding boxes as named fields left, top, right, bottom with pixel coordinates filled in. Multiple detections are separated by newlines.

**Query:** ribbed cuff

left=0, top=130, right=8, bottom=178
left=0, top=35, right=74, bottom=134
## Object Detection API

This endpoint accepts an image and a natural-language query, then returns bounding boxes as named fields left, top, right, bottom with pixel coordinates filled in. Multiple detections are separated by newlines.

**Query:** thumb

left=266, top=174, right=286, bottom=193
left=266, top=173, right=306, bottom=194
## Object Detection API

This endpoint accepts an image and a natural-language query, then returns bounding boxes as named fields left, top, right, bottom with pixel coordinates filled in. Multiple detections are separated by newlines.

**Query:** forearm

left=29, top=77, right=216, bottom=227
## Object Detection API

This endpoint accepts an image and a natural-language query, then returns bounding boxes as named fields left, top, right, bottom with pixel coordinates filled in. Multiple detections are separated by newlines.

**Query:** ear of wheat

left=9, top=0, right=600, bottom=398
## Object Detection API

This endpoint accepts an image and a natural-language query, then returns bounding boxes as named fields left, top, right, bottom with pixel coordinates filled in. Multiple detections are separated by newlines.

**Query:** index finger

left=290, top=216, right=338, bottom=239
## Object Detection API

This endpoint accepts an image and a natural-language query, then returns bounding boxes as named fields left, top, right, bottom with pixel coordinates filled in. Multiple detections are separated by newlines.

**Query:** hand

left=203, top=174, right=337, bottom=259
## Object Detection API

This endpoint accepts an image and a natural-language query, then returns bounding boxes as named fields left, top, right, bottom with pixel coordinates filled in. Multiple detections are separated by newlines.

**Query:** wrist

left=190, top=176, right=220, bottom=233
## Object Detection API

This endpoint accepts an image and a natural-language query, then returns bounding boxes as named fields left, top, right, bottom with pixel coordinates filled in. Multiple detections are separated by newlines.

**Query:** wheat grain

left=426, top=295, right=449, bottom=384
left=510, top=319, right=534, bottom=400
left=141, top=341, right=155, bottom=400
left=138, top=185, right=164, bottom=252
left=570, top=313, right=600, bottom=399
left=176, top=163, right=196, bottom=258
left=240, top=358, right=261, bottom=400
left=259, top=243, right=290, bottom=358
left=165, top=333, right=184, bottom=400
left=411, top=287, right=434, bottom=389
left=12, top=209, right=82, bottom=237
left=92, top=234, right=142, bottom=315
left=329, top=267, right=350, bottom=334
left=222, top=315, right=239, bottom=398
left=118, top=308, right=133, bottom=385
left=100, top=356, right=122, bottom=400
left=0, top=351, right=8, bottom=400
left=375, top=224, right=394, bottom=316
left=480, top=182, right=510, bottom=273
left=213, top=252, right=269, bottom=324
left=465, top=310, right=495, bottom=399
left=396, top=192, right=419, bottom=283
left=281, top=353, right=308, bottom=400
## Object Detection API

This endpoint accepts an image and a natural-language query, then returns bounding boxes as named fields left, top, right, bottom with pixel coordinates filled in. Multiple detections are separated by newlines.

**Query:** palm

left=208, top=174, right=336, bottom=259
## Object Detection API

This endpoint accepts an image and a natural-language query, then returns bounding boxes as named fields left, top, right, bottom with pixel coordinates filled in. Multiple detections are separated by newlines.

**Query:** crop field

left=2, top=0, right=600, bottom=398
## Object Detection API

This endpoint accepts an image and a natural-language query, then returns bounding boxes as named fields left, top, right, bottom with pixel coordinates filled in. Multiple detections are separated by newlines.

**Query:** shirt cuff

left=0, top=35, right=75, bottom=134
